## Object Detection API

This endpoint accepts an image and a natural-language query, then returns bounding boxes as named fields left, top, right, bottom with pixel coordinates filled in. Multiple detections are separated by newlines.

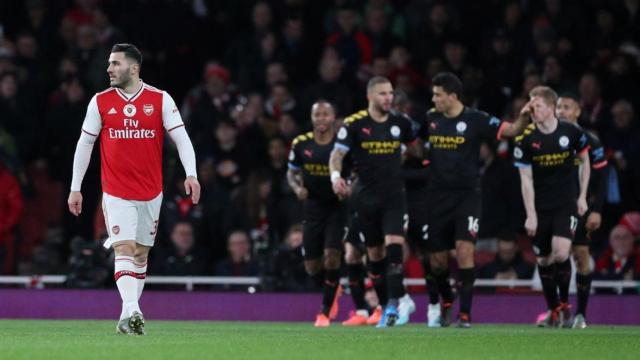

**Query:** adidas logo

left=108, top=107, right=117, bottom=115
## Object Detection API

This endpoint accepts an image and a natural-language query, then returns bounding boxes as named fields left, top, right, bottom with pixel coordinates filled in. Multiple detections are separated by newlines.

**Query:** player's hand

left=525, top=215, right=537, bottom=237
left=585, top=211, right=602, bottom=232
left=520, top=99, right=535, bottom=118
left=577, top=197, right=588, bottom=216
left=332, top=177, right=348, bottom=199
left=68, top=191, right=83, bottom=216
left=184, top=176, right=201, bottom=204
left=294, top=186, right=308, bottom=201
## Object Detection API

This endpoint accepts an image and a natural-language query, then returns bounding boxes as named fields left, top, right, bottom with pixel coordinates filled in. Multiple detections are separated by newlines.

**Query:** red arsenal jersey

left=82, top=82, right=183, bottom=200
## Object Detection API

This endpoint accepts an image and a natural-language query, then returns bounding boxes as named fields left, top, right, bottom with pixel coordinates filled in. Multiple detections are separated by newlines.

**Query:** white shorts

left=101, top=192, right=163, bottom=249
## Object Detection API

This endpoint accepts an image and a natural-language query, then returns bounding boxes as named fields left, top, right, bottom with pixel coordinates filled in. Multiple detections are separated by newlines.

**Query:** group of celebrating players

left=69, top=44, right=606, bottom=335
left=287, top=73, right=606, bottom=329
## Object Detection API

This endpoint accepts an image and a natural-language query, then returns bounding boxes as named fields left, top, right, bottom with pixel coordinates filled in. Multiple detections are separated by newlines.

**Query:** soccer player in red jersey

left=68, top=44, right=200, bottom=335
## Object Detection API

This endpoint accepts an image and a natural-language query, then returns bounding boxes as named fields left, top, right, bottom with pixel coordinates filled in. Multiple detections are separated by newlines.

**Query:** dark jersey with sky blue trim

left=573, top=130, right=608, bottom=212
left=288, top=131, right=350, bottom=203
left=513, top=120, right=590, bottom=211
left=334, top=109, right=417, bottom=195
left=421, top=107, right=508, bottom=191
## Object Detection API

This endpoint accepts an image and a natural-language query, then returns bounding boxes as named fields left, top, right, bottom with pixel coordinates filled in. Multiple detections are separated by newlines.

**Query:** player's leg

left=342, top=242, right=370, bottom=326
left=453, top=194, right=480, bottom=328
left=551, top=235, right=573, bottom=328
left=532, top=211, right=559, bottom=327
left=572, top=244, right=591, bottom=328
left=572, top=212, right=592, bottom=328
left=118, top=244, right=149, bottom=322
left=454, top=240, right=475, bottom=328
left=103, top=193, right=140, bottom=335
left=422, top=255, right=441, bottom=327
left=551, top=211, right=578, bottom=328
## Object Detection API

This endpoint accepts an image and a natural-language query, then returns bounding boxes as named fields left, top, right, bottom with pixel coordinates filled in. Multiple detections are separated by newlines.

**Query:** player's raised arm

left=163, top=91, right=200, bottom=204
left=68, top=95, right=101, bottom=216
left=499, top=98, right=534, bottom=138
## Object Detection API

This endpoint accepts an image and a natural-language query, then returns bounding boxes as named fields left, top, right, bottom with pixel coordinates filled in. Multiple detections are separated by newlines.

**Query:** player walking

left=68, top=44, right=200, bottom=335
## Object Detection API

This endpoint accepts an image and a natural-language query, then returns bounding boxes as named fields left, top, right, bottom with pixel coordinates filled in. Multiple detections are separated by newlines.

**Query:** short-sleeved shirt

left=334, top=109, right=417, bottom=196
left=81, top=82, right=184, bottom=200
left=513, top=120, right=590, bottom=211
left=422, top=107, right=507, bottom=191
left=574, top=129, right=608, bottom=212
left=288, top=131, right=349, bottom=203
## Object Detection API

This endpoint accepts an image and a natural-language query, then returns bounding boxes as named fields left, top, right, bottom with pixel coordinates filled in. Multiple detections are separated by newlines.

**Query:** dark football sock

left=538, top=264, right=559, bottom=310
left=347, top=263, right=369, bottom=312
left=575, top=272, right=592, bottom=316
left=368, top=258, right=388, bottom=307
left=386, top=244, right=406, bottom=307
left=555, top=259, right=572, bottom=304
left=458, top=268, right=476, bottom=315
left=321, top=269, right=340, bottom=316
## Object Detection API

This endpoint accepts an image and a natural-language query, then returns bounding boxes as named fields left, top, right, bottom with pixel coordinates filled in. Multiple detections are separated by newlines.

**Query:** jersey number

left=150, top=220, right=159, bottom=236
left=467, top=217, right=479, bottom=233
left=569, top=216, right=578, bottom=233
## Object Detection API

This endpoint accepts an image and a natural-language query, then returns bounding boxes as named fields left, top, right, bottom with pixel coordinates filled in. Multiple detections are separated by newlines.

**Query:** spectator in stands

left=214, top=230, right=258, bottom=276
left=326, top=5, right=373, bottom=77
left=154, top=221, right=209, bottom=276
left=211, top=119, right=252, bottom=191
left=269, top=224, right=313, bottom=291
left=479, top=239, right=535, bottom=280
left=594, top=224, right=640, bottom=293
left=0, top=159, right=23, bottom=274
left=579, top=72, right=609, bottom=135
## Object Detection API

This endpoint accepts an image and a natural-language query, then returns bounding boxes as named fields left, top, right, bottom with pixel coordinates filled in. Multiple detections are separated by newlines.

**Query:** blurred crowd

left=0, top=0, right=639, bottom=290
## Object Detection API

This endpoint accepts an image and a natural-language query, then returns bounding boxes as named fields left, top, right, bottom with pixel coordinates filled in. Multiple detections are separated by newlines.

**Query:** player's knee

left=388, top=262, right=403, bottom=276
left=344, top=248, right=362, bottom=264
left=367, top=246, right=385, bottom=262
left=304, top=260, right=322, bottom=275
left=537, top=256, right=553, bottom=266
left=553, top=248, right=570, bottom=263
left=384, top=235, right=404, bottom=245
left=323, top=250, right=341, bottom=270
left=113, top=242, right=136, bottom=256
left=429, top=252, right=448, bottom=271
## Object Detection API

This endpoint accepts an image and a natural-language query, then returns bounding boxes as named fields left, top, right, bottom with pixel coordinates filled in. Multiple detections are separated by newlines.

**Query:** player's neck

left=368, top=106, right=388, bottom=123
left=443, top=102, right=464, bottom=118
left=314, top=130, right=334, bottom=145
left=118, top=78, right=143, bottom=96
left=536, top=116, right=559, bottom=134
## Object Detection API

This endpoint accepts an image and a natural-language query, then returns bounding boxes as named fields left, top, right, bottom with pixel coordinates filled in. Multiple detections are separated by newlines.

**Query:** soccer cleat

left=314, top=313, right=330, bottom=327
left=440, top=302, right=453, bottom=327
left=366, top=306, right=383, bottom=325
left=558, top=302, right=573, bottom=328
left=427, top=303, right=442, bottom=328
left=377, top=305, right=399, bottom=328
left=572, top=314, right=587, bottom=329
left=342, top=310, right=369, bottom=326
left=457, top=312, right=471, bottom=328
left=536, top=308, right=560, bottom=328
left=128, top=311, right=146, bottom=335
left=328, top=285, right=343, bottom=320
left=396, top=294, right=416, bottom=326
left=115, top=318, right=134, bottom=335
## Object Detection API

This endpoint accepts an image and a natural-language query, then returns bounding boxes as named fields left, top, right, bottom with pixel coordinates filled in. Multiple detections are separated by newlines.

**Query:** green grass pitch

left=1, top=320, right=639, bottom=359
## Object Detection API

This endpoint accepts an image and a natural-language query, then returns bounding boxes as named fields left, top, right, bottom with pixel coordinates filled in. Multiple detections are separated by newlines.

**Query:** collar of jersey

left=115, top=81, right=145, bottom=102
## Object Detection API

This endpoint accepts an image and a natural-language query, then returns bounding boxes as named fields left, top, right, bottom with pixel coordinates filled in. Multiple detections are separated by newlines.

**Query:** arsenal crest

left=143, top=104, right=154, bottom=116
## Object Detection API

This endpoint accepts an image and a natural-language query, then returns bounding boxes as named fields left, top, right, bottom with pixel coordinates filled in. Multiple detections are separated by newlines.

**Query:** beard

left=374, top=102, right=390, bottom=114
left=111, top=70, right=132, bottom=89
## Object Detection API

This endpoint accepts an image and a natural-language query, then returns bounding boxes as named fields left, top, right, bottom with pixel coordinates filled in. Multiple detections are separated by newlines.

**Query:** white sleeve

left=70, top=132, right=97, bottom=191
left=82, top=95, right=102, bottom=135
left=162, top=91, right=184, bottom=131
left=168, top=126, right=198, bottom=179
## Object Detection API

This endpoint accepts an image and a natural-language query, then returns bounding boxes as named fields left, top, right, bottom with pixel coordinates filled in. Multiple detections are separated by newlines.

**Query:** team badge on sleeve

left=514, top=147, right=523, bottom=159
left=338, top=127, right=347, bottom=140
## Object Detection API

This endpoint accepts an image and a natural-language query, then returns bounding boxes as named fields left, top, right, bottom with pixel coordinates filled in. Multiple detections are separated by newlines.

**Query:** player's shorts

left=406, top=196, right=429, bottom=252
left=532, top=204, right=578, bottom=257
left=573, top=210, right=591, bottom=247
left=424, top=189, right=481, bottom=252
left=352, top=190, right=407, bottom=248
left=302, top=199, right=347, bottom=260
left=102, top=192, right=162, bottom=249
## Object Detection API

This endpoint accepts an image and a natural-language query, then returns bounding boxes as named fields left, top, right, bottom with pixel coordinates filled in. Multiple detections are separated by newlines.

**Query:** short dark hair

left=367, top=76, right=391, bottom=91
left=111, top=43, right=143, bottom=66
left=432, top=72, right=463, bottom=99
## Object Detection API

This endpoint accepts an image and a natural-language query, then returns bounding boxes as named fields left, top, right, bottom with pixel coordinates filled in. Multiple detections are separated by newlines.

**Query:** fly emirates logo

left=108, top=118, right=156, bottom=139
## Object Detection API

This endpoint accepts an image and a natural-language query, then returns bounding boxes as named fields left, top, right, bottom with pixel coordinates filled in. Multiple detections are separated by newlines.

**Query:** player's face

left=556, top=98, right=580, bottom=123
left=530, top=96, right=555, bottom=124
left=107, top=52, right=133, bottom=88
left=311, top=103, right=336, bottom=133
left=431, top=86, right=455, bottom=112
left=368, top=82, right=394, bottom=114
